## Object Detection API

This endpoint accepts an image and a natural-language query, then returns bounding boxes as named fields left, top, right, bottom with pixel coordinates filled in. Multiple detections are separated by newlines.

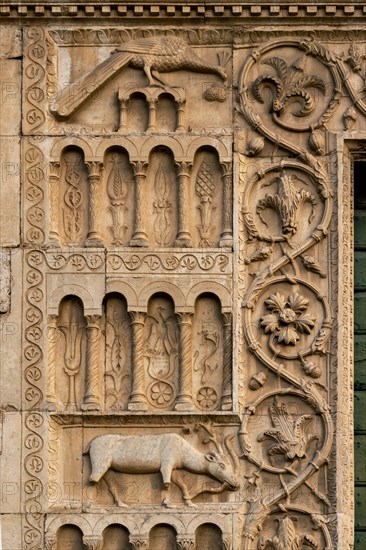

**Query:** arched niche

left=156, top=93, right=178, bottom=132
left=192, top=293, right=224, bottom=412
left=103, top=146, right=135, bottom=246
left=57, top=524, right=85, bottom=550
left=128, top=92, right=149, bottom=132
left=190, top=146, right=223, bottom=247
left=144, top=293, right=179, bottom=410
left=56, top=295, right=86, bottom=409
left=146, top=146, right=178, bottom=247
left=59, top=146, right=88, bottom=246
left=149, top=524, right=177, bottom=550
left=102, top=524, right=132, bottom=550
left=195, top=523, right=223, bottom=550
left=103, top=293, right=132, bottom=411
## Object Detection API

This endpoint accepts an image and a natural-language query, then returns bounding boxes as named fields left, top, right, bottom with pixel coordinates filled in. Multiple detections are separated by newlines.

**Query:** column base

left=221, top=398, right=233, bottom=411
left=174, top=236, right=193, bottom=248
left=127, top=400, right=148, bottom=411
left=85, top=237, right=104, bottom=248
left=81, top=401, right=101, bottom=411
left=45, top=399, right=61, bottom=412
left=129, top=236, right=149, bottom=247
left=45, top=239, right=61, bottom=249
left=174, top=397, right=195, bottom=411
left=219, top=236, right=233, bottom=248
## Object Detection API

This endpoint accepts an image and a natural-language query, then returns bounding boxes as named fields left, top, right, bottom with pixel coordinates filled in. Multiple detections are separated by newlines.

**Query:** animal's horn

left=198, top=422, right=224, bottom=455
left=224, top=434, right=240, bottom=476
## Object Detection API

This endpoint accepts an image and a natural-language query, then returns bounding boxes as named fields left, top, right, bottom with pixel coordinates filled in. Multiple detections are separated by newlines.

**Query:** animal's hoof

left=117, top=501, right=128, bottom=508
left=185, top=500, right=196, bottom=508
left=162, top=498, right=176, bottom=509
left=164, top=482, right=170, bottom=489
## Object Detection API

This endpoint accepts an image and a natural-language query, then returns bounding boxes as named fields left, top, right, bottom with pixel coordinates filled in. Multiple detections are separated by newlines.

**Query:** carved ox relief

left=84, top=430, right=239, bottom=508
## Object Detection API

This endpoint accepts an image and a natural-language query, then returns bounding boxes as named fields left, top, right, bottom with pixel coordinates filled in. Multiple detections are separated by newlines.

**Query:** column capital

left=175, top=160, right=193, bottom=177
left=82, top=536, right=103, bottom=550
left=131, top=160, right=149, bottom=177
left=85, top=160, right=104, bottom=179
left=129, top=536, right=148, bottom=550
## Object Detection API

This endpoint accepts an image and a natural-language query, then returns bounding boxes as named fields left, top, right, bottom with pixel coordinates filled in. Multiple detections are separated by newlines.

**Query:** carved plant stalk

left=85, top=161, right=104, bottom=246
left=221, top=312, right=233, bottom=410
left=48, top=161, right=61, bottom=245
left=58, top=302, right=84, bottom=408
left=196, top=159, right=216, bottom=246
left=175, top=161, right=193, bottom=247
left=46, top=314, right=59, bottom=410
left=130, top=161, right=149, bottom=247
left=82, top=315, right=102, bottom=411
left=107, top=154, right=129, bottom=246
left=175, top=312, right=194, bottom=411
left=63, top=157, right=83, bottom=244
left=153, top=163, right=172, bottom=246
left=219, top=162, right=233, bottom=247
left=128, top=311, right=148, bottom=410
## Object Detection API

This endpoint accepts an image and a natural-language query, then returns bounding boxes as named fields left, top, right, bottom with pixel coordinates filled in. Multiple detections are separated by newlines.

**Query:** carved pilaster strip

left=48, top=162, right=61, bottom=246
left=0, top=250, right=11, bottom=313
left=175, top=161, right=193, bottom=247
left=219, top=161, right=233, bottom=247
left=130, top=161, right=149, bottom=247
left=85, top=161, right=104, bottom=247
left=221, top=312, right=233, bottom=410
left=174, top=312, right=194, bottom=411
left=82, top=315, right=102, bottom=411
left=128, top=311, right=148, bottom=410
left=45, top=314, right=59, bottom=411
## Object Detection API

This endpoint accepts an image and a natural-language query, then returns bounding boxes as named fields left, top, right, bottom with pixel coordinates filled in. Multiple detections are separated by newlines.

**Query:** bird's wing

left=121, top=37, right=184, bottom=56
left=49, top=51, right=134, bottom=118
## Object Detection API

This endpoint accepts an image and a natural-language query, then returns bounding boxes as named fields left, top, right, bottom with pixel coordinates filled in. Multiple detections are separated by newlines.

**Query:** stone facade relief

left=1, top=10, right=363, bottom=548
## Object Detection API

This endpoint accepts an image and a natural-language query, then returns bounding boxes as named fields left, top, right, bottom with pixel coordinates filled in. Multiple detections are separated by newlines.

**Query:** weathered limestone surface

left=0, top=3, right=362, bottom=548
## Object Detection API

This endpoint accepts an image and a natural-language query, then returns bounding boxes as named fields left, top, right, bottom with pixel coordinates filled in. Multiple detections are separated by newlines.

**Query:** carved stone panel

left=0, top=12, right=360, bottom=550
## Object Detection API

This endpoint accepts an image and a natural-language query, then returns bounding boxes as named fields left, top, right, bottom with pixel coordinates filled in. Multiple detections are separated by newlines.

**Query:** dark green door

left=354, top=162, right=366, bottom=548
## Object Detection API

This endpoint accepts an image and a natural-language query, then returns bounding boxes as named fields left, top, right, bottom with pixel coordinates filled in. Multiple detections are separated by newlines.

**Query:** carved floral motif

left=258, top=399, right=317, bottom=460
left=260, top=293, right=315, bottom=346
left=258, top=516, right=318, bottom=550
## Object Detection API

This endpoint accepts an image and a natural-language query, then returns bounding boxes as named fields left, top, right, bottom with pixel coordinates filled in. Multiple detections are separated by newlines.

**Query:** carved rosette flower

left=260, top=292, right=315, bottom=345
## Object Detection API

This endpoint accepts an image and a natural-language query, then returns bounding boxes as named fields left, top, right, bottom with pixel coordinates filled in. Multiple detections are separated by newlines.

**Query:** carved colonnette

left=11, top=13, right=363, bottom=550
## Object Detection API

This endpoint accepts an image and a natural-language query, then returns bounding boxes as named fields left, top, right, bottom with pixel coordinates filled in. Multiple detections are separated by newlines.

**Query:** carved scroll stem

left=128, top=311, right=148, bottom=411
left=147, top=99, right=157, bottom=131
left=175, top=161, right=193, bottom=247
left=85, top=161, right=104, bottom=247
left=82, top=315, right=102, bottom=411
left=48, top=162, right=61, bottom=246
left=219, top=162, right=233, bottom=247
left=130, top=161, right=149, bottom=247
left=174, top=312, right=195, bottom=411
left=45, top=314, right=59, bottom=411
left=221, top=312, right=232, bottom=410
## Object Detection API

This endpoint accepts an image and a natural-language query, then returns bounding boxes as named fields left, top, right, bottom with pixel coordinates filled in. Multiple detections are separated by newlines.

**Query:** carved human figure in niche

left=104, top=295, right=132, bottom=410
left=144, top=295, right=178, bottom=408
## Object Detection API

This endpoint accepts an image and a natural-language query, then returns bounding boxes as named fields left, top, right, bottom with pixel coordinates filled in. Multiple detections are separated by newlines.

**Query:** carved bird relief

left=50, top=37, right=227, bottom=118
